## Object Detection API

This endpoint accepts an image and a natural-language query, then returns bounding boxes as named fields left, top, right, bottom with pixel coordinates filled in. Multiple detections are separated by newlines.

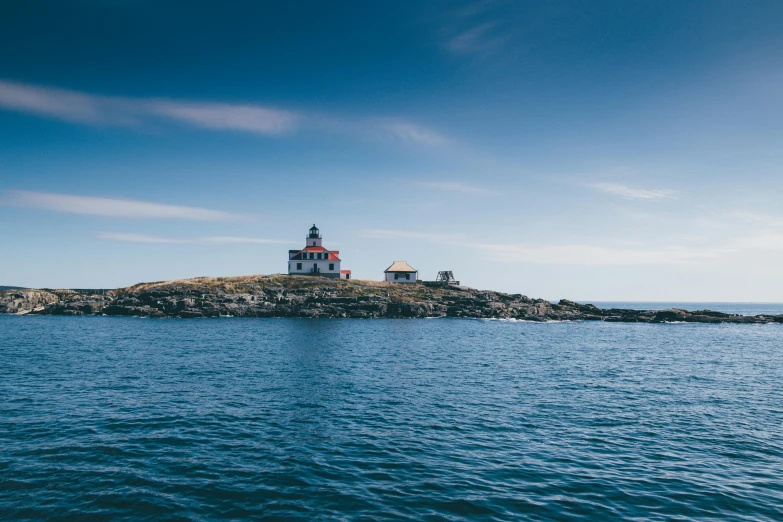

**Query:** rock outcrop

left=0, top=290, right=61, bottom=314
left=1, top=275, right=781, bottom=324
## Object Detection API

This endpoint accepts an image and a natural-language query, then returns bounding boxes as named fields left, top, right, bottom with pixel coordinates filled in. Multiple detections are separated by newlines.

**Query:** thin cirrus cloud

left=591, top=182, right=679, bottom=200
left=0, top=79, right=447, bottom=145
left=479, top=242, right=730, bottom=266
left=445, top=22, right=502, bottom=54
left=0, top=79, right=123, bottom=124
left=96, top=232, right=292, bottom=245
left=361, top=229, right=468, bottom=242
left=437, top=0, right=517, bottom=58
left=382, top=122, right=450, bottom=145
left=0, top=79, right=297, bottom=135
left=4, top=190, right=243, bottom=221
left=148, top=100, right=298, bottom=134
left=361, top=228, right=783, bottom=266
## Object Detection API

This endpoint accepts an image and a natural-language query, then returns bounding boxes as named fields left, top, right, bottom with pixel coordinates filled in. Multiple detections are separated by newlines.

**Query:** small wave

left=480, top=317, right=575, bottom=323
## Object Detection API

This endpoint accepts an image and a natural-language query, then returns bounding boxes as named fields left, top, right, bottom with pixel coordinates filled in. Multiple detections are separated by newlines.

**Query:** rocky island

left=1, top=275, right=781, bottom=324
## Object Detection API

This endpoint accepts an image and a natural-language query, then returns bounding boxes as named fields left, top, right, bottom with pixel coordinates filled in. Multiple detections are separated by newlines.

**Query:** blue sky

left=1, top=0, right=782, bottom=301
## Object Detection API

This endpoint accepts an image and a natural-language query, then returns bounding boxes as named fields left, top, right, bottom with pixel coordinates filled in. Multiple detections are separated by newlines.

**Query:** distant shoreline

left=2, top=275, right=782, bottom=324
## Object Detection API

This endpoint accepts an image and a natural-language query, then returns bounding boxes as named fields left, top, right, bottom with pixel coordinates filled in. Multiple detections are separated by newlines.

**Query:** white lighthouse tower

left=287, top=225, right=351, bottom=279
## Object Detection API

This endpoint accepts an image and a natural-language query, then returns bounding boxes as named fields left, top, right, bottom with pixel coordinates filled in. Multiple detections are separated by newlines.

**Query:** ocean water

left=1, top=316, right=782, bottom=521
left=589, top=302, right=783, bottom=316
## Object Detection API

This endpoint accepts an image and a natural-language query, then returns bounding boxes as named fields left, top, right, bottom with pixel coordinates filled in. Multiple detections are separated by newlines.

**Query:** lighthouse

left=287, top=225, right=351, bottom=279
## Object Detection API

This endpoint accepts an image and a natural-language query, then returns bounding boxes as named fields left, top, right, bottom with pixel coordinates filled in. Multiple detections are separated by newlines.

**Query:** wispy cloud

left=0, top=81, right=91, bottom=121
left=200, top=236, right=292, bottom=244
left=478, top=242, right=730, bottom=265
left=96, top=232, right=292, bottom=245
left=361, top=229, right=467, bottom=241
left=0, top=80, right=297, bottom=136
left=148, top=100, right=298, bottom=134
left=414, top=181, right=499, bottom=195
left=96, top=232, right=191, bottom=244
left=0, top=79, right=447, bottom=145
left=381, top=122, right=449, bottom=145
left=591, top=182, right=679, bottom=200
left=362, top=227, right=783, bottom=266
left=435, top=0, right=518, bottom=58
left=4, top=190, right=242, bottom=221
left=445, top=22, right=500, bottom=54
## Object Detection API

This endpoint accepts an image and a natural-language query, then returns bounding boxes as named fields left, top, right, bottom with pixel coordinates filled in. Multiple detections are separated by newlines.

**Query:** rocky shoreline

left=1, top=275, right=781, bottom=324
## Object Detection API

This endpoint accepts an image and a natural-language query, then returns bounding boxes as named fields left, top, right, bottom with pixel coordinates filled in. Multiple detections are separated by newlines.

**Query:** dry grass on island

left=119, top=274, right=477, bottom=305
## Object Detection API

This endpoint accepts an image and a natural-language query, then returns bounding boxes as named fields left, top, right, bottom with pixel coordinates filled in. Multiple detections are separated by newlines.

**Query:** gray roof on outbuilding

left=384, top=261, right=417, bottom=273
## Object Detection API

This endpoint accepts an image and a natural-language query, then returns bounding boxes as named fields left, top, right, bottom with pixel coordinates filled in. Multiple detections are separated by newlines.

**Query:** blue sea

left=590, top=302, right=783, bottom=316
left=2, top=311, right=783, bottom=520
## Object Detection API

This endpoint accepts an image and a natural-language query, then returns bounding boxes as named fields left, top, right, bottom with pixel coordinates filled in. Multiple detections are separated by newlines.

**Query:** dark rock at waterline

left=0, top=275, right=780, bottom=324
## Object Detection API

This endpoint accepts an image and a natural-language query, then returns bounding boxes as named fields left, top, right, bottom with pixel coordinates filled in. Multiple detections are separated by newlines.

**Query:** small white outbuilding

left=384, top=261, right=418, bottom=283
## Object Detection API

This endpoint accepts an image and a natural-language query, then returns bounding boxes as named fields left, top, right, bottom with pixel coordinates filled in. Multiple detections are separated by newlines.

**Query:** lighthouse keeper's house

left=288, top=225, right=351, bottom=279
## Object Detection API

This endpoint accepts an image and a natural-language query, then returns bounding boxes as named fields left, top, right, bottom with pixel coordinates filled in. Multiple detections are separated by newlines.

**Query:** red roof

left=300, top=246, right=340, bottom=254
left=340, top=270, right=352, bottom=274
left=289, top=248, right=341, bottom=261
